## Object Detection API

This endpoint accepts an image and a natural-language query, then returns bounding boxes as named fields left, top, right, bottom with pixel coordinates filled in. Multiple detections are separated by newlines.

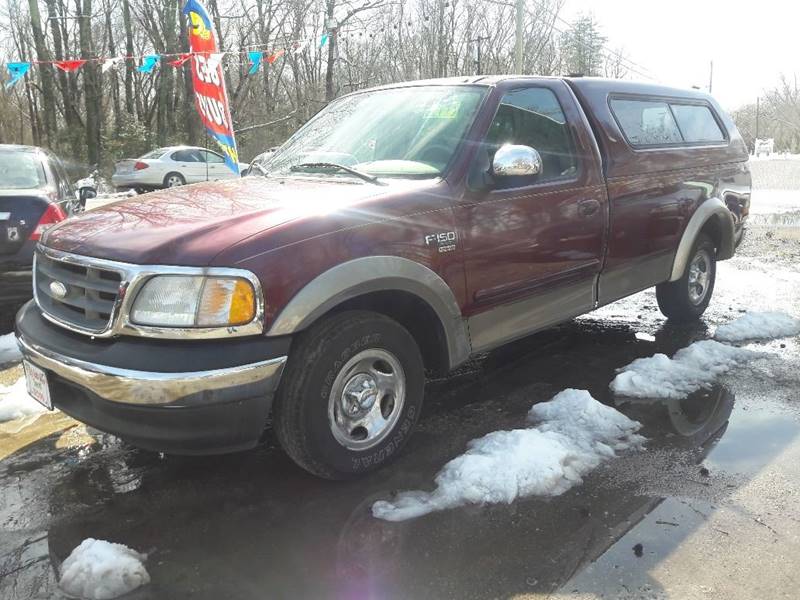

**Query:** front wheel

left=656, top=233, right=716, bottom=322
left=273, top=310, right=425, bottom=479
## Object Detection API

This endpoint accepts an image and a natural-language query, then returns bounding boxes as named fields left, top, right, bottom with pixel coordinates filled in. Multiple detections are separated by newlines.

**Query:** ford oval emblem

left=49, top=280, right=68, bottom=299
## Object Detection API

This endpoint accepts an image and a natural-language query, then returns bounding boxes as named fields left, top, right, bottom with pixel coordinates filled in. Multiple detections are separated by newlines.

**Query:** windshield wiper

left=289, top=162, right=385, bottom=185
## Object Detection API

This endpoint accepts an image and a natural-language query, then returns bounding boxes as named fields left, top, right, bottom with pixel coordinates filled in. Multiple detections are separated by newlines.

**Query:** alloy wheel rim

left=167, top=176, right=183, bottom=187
left=328, top=348, right=406, bottom=451
left=688, top=249, right=712, bottom=305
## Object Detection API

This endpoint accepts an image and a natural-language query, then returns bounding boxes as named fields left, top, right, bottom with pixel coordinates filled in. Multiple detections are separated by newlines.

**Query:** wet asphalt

left=2, top=160, right=800, bottom=600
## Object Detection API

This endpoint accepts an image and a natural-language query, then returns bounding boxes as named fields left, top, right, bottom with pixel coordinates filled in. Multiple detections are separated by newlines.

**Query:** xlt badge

left=424, top=231, right=457, bottom=253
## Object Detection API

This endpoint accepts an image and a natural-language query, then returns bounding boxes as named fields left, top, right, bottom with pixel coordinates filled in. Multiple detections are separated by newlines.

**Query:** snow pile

left=59, top=538, right=150, bottom=600
left=714, top=311, right=800, bottom=342
left=372, top=389, right=642, bottom=522
left=0, top=377, right=46, bottom=422
left=0, top=333, right=21, bottom=364
left=610, top=340, right=759, bottom=399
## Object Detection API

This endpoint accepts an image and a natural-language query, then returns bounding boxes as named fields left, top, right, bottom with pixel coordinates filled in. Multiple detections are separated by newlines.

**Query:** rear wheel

left=273, top=310, right=425, bottom=479
left=656, top=233, right=716, bottom=322
left=163, top=173, right=185, bottom=188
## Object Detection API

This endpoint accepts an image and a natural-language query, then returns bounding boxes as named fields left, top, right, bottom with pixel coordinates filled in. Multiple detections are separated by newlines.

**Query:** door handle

left=578, top=199, right=600, bottom=217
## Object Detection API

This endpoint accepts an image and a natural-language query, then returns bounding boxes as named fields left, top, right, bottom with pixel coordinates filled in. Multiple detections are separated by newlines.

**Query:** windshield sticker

left=426, top=97, right=461, bottom=119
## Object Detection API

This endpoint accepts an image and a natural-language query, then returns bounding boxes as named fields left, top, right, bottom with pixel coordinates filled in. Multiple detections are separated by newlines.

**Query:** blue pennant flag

left=5, top=62, right=31, bottom=89
left=320, top=32, right=329, bottom=48
left=137, top=55, right=160, bottom=73
left=247, top=51, right=263, bottom=76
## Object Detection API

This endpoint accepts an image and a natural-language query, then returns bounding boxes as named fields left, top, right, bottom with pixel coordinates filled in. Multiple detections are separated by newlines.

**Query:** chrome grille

left=35, top=249, right=122, bottom=333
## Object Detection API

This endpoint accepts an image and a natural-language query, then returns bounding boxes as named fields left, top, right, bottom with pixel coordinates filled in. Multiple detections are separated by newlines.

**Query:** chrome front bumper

left=17, top=334, right=287, bottom=407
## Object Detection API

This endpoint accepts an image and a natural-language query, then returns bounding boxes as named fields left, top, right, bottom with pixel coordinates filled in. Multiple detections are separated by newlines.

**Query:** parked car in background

left=16, top=77, right=750, bottom=478
left=111, top=146, right=249, bottom=192
left=0, top=144, right=92, bottom=327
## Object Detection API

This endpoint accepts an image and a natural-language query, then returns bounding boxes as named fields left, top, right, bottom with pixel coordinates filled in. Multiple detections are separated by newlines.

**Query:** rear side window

left=670, top=104, right=725, bottom=142
left=610, top=97, right=727, bottom=147
left=140, top=149, right=168, bottom=159
left=609, top=99, right=682, bottom=146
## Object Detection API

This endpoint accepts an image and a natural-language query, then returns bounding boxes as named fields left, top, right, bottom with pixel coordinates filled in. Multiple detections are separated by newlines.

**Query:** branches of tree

left=0, top=0, right=640, bottom=173
left=732, top=74, right=800, bottom=153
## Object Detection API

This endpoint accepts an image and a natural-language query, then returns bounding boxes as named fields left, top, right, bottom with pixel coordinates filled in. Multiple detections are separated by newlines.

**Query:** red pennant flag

left=54, top=59, right=87, bottom=72
left=266, top=49, right=285, bottom=64
left=168, top=53, right=192, bottom=67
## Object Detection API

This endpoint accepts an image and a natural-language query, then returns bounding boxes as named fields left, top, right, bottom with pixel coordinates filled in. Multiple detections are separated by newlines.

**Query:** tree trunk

left=178, top=10, right=200, bottom=145
left=26, top=0, right=57, bottom=144
left=156, top=0, right=178, bottom=145
left=324, top=0, right=336, bottom=102
left=46, top=0, right=83, bottom=157
left=105, top=1, right=122, bottom=134
left=79, top=0, right=101, bottom=166
left=122, top=0, right=135, bottom=116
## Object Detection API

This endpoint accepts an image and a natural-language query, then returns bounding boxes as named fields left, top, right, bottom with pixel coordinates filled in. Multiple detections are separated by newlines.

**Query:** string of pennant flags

left=2, top=33, right=330, bottom=89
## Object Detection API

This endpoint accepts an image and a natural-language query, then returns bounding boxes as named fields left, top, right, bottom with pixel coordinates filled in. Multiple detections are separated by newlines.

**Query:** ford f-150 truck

left=15, top=76, right=750, bottom=479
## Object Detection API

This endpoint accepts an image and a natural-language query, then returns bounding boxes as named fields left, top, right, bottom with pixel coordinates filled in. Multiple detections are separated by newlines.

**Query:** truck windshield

left=0, top=151, right=46, bottom=190
left=261, top=85, right=486, bottom=179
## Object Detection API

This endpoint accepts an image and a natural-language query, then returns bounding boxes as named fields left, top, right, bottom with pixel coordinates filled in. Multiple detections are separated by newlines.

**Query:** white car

left=111, top=146, right=248, bottom=192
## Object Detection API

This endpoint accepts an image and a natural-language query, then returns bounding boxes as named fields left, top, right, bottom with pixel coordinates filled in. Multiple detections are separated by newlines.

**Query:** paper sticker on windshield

left=426, top=97, right=461, bottom=119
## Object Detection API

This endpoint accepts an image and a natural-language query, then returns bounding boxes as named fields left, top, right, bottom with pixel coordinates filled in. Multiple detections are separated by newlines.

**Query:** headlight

left=130, top=275, right=258, bottom=328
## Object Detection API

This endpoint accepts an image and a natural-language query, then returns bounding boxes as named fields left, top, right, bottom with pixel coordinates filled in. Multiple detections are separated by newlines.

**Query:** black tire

left=163, top=172, right=185, bottom=188
left=273, top=310, right=425, bottom=479
left=656, top=233, right=716, bottom=322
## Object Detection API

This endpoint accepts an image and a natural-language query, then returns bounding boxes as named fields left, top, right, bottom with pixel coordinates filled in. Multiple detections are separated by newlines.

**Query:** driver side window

left=202, top=151, right=226, bottom=164
left=481, top=87, right=578, bottom=188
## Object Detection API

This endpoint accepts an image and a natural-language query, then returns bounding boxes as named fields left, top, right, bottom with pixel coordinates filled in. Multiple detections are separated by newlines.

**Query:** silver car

left=111, top=146, right=248, bottom=192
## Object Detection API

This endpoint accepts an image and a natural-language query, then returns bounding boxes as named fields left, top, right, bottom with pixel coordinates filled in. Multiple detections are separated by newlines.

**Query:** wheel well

left=329, top=290, right=450, bottom=375
left=700, top=215, right=723, bottom=254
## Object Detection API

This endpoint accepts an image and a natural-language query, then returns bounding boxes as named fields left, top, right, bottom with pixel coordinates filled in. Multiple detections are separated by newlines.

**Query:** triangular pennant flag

left=206, top=52, right=224, bottom=72
left=54, top=59, right=87, bottom=72
left=247, top=51, right=262, bottom=75
left=266, top=49, right=285, bottom=64
left=293, top=39, right=310, bottom=54
left=5, top=62, right=31, bottom=89
left=137, top=55, right=160, bottom=73
left=101, top=57, right=124, bottom=73
left=168, top=53, right=192, bottom=67
left=320, top=32, right=329, bottom=48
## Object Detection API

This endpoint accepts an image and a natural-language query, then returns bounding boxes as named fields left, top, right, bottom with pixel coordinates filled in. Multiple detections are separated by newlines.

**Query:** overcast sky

left=562, top=0, right=799, bottom=110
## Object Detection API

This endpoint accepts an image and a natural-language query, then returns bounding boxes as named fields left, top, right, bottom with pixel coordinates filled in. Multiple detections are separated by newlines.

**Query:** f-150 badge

left=424, top=231, right=457, bottom=253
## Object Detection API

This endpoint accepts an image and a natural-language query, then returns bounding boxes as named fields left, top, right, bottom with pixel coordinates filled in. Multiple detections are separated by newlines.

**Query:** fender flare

left=669, top=197, right=735, bottom=282
left=266, top=256, right=471, bottom=370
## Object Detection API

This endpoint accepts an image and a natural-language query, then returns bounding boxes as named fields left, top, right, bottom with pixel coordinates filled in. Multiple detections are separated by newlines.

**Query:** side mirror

left=79, top=187, right=97, bottom=202
left=492, top=144, right=542, bottom=178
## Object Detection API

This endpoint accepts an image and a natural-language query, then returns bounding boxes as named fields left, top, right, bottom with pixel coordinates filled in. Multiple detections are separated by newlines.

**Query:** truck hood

left=42, top=176, right=422, bottom=265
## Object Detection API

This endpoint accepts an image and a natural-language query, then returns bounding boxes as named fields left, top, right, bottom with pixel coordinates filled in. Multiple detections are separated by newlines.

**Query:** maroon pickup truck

left=15, top=76, right=750, bottom=479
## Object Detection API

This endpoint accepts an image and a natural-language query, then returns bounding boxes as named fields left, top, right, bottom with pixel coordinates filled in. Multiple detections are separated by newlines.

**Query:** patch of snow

left=59, top=538, right=150, bottom=600
left=0, top=377, right=46, bottom=422
left=749, top=152, right=800, bottom=161
left=610, top=340, right=760, bottom=400
left=714, top=311, right=800, bottom=342
left=748, top=190, right=800, bottom=215
left=372, top=389, right=642, bottom=522
left=0, top=332, right=21, bottom=364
